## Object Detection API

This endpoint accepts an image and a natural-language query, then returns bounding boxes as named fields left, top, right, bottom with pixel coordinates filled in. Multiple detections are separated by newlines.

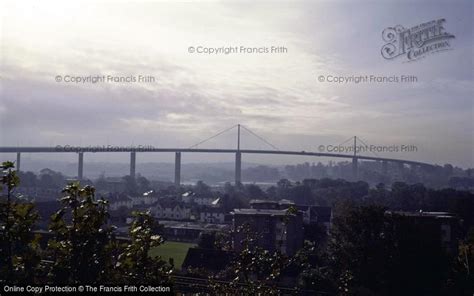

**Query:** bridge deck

left=0, top=147, right=433, bottom=167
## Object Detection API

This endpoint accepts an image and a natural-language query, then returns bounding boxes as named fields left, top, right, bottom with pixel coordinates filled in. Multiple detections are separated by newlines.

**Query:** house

left=151, top=200, right=192, bottom=220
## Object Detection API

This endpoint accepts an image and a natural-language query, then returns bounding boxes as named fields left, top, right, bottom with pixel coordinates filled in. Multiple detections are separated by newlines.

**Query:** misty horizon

left=1, top=1, right=473, bottom=168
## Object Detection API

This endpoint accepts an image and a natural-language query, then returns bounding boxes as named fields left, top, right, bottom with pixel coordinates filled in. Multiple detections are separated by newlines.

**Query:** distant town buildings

left=106, top=189, right=229, bottom=242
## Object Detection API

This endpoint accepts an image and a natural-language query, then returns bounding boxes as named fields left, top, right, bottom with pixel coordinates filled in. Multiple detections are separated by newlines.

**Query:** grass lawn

left=149, top=241, right=196, bottom=269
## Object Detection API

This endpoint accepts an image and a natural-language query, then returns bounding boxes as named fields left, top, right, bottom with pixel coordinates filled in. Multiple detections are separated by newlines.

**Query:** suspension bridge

left=0, top=124, right=434, bottom=184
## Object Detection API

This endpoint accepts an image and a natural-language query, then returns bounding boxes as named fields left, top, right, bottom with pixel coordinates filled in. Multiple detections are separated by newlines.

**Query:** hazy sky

left=1, top=0, right=473, bottom=167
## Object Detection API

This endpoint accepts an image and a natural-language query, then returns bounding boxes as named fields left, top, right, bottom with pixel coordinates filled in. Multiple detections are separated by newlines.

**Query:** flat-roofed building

left=232, top=208, right=304, bottom=256
left=385, top=211, right=462, bottom=256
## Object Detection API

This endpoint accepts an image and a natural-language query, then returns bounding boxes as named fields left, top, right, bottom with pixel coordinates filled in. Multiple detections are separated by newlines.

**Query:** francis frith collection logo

left=381, top=19, right=455, bottom=62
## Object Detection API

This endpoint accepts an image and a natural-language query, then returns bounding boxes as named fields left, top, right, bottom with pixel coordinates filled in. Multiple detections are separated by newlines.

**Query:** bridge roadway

left=0, top=146, right=434, bottom=185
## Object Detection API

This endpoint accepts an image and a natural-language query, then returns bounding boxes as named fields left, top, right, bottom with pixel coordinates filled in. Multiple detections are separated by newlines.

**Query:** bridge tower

left=352, top=136, right=358, bottom=180
left=130, top=151, right=136, bottom=178
left=235, top=124, right=242, bottom=184
left=78, top=152, right=84, bottom=180
left=16, top=152, right=21, bottom=172
left=398, top=162, right=405, bottom=179
left=175, top=152, right=181, bottom=187
left=382, top=160, right=388, bottom=176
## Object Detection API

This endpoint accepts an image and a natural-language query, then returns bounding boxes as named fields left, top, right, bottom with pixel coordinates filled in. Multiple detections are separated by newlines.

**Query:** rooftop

left=159, top=220, right=229, bottom=231
left=385, top=211, right=457, bottom=219
left=232, top=208, right=295, bottom=217
left=250, top=199, right=278, bottom=204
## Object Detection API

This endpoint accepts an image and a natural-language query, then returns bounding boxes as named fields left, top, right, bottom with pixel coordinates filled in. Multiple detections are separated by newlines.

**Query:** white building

left=109, top=193, right=159, bottom=211
left=151, top=203, right=192, bottom=220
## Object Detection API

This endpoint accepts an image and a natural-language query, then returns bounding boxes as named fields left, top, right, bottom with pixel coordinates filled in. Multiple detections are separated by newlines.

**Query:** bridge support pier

left=382, top=161, right=388, bottom=176
left=16, top=152, right=21, bottom=172
left=78, top=152, right=84, bottom=180
left=175, top=152, right=181, bottom=187
left=352, top=157, right=358, bottom=180
left=398, top=162, right=405, bottom=178
left=130, top=152, right=136, bottom=178
left=235, top=152, right=242, bottom=184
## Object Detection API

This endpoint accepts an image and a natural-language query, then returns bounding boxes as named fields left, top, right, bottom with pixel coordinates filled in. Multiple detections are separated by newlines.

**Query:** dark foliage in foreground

left=1, top=161, right=473, bottom=295
left=0, top=161, right=172, bottom=286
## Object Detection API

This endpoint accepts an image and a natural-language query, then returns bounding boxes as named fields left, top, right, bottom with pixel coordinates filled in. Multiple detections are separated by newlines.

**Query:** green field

left=149, top=241, right=196, bottom=269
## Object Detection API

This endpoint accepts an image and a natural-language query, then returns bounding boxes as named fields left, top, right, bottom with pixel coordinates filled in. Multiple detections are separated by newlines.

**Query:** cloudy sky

left=1, top=0, right=473, bottom=167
